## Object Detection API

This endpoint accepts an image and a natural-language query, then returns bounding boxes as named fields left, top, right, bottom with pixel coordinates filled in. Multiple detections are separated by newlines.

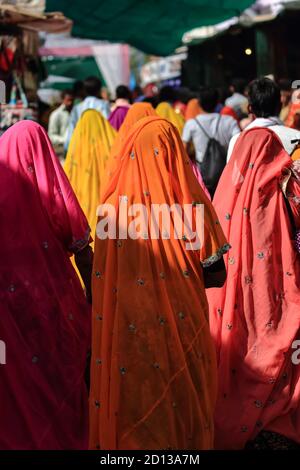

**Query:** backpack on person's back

left=194, top=115, right=227, bottom=197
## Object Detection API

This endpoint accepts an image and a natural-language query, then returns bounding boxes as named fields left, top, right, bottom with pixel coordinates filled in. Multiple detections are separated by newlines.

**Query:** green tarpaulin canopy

left=41, top=56, right=106, bottom=90
left=46, top=0, right=254, bottom=56
left=43, top=57, right=105, bottom=83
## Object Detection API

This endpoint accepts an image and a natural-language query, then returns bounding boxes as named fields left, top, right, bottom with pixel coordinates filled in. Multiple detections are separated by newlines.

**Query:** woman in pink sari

left=207, top=127, right=300, bottom=449
left=0, top=121, right=92, bottom=449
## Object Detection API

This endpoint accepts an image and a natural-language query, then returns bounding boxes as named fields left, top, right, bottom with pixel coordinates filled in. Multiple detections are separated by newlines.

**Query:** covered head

left=64, top=109, right=116, bottom=238
left=156, top=102, right=185, bottom=134
left=107, top=102, right=157, bottom=176
left=90, top=115, right=229, bottom=450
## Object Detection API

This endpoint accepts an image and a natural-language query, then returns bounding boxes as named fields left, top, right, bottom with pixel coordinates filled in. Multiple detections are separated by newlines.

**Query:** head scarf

left=117, top=102, right=156, bottom=139
left=156, top=101, right=185, bottom=135
left=89, top=116, right=229, bottom=450
left=207, top=127, right=300, bottom=449
left=185, top=98, right=203, bottom=120
left=105, top=102, right=157, bottom=186
left=285, top=89, right=300, bottom=129
left=0, top=120, right=90, bottom=449
left=220, top=105, right=239, bottom=121
left=64, top=109, right=116, bottom=241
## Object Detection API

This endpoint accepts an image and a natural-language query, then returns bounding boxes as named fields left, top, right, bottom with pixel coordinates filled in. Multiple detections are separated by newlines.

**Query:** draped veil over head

left=89, top=116, right=229, bottom=450
left=64, top=109, right=116, bottom=241
left=156, top=102, right=185, bottom=135
left=0, top=120, right=91, bottom=449
left=106, top=102, right=157, bottom=184
left=207, top=127, right=300, bottom=449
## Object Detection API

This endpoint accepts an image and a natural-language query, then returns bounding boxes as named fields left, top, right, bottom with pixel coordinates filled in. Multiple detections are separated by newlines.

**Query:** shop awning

left=183, top=0, right=300, bottom=45
left=0, top=2, right=72, bottom=34
left=46, top=0, right=254, bottom=56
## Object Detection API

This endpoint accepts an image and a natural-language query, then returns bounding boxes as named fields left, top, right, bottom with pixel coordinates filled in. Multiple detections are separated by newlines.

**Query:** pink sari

left=0, top=121, right=91, bottom=449
left=207, top=128, right=300, bottom=449
left=191, top=162, right=211, bottom=200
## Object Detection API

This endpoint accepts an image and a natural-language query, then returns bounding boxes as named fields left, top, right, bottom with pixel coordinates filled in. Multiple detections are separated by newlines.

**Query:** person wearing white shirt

left=182, top=87, right=240, bottom=166
left=65, top=76, right=110, bottom=150
left=227, top=78, right=300, bottom=162
left=48, top=89, right=74, bottom=158
left=225, top=78, right=248, bottom=120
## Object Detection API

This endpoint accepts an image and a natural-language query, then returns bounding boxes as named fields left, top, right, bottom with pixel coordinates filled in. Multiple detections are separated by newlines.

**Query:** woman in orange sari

left=110, top=102, right=157, bottom=159
left=105, top=102, right=157, bottom=186
left=185, top=98, right=203, bottom=121
left=207, top=127, right=300, bottom=449
left=285, top=89, right=300, bottom=130
left=89, top=116, right=229, bottom=450
left=292, top=146, right=300, bottom=161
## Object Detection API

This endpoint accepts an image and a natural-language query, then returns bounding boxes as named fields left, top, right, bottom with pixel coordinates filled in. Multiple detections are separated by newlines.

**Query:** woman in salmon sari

left=0, top=121, right=92, bottom=449
left=207, top=127, right=300, bottom=449
left=156, top=102, right=185, bottom=135
left=64, top=109, right=116, bottom=242
left=89, top=116, right=229, bottom=450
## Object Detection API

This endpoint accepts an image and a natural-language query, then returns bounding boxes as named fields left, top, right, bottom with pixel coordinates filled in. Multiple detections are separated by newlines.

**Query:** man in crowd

left=48, top=89, right=74, bottom=159
left=65, top=76, right=110, bottom=149
left=110, top=85, right=132, bottom=111
left=225, top=78, right=248, bottom=120
left=227, top=77, right=300, bottom=161
left=182, top=86, right=240, bottom=168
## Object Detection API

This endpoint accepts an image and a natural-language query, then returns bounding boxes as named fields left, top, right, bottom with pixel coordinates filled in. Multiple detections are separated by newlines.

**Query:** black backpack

left=194, top=115, right=227, bottom=197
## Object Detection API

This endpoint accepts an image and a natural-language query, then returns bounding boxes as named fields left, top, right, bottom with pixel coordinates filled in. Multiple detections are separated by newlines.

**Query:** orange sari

left=110, top=102, right=157, bottom=160
left=104, top=102, right=157, bottom=188
left=89, top=116, right=229, bottom=450
left=185, top=98, right=203, bottom=120
left=284, top=91, right=300, bottom=129
left=292, top=147, right=300, bottom=161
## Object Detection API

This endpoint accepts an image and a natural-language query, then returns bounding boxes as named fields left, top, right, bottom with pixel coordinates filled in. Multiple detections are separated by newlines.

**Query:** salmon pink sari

left=89, top=116, right=229, bottom=450
left=207, top=127, right=300, bottom=449
left=0, top=121, right=91, bottom=449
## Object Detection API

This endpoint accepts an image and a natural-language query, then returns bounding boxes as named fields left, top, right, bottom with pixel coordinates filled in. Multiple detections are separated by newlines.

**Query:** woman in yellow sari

left=156, top=101, right=185, bottom=135
left=65, top=109, right=116, bottom=241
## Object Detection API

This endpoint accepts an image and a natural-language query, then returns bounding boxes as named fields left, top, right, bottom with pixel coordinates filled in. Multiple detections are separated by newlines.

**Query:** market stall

left=0, top=0, right=71, bottom=131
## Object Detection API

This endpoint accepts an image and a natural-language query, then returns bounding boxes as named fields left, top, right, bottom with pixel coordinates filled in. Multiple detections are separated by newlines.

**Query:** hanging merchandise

left=0, top=72, right=37, bottom=132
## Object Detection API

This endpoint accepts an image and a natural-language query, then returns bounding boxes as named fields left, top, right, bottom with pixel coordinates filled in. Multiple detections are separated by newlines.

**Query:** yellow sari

left=156, top=101, right=185, bottom=135
left=64, top=109, right=116, bottom=242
